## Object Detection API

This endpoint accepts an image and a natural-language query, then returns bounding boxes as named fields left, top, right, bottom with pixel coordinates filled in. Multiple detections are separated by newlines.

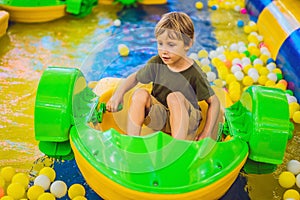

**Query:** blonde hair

left=154, top=12, right=194, bottom=47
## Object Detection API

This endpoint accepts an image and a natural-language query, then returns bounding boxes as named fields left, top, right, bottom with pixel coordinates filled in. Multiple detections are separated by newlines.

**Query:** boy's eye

left=168, top=43, right=175, bottom=47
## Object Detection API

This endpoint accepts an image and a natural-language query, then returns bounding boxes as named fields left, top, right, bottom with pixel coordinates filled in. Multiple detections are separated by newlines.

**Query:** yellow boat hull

left=0, top=5, right=66, bottom=23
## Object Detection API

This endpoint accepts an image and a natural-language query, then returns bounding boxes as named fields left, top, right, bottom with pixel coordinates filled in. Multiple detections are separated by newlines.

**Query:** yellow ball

left=225, top=74, right=237, bottom=85
left=213, top=79, right=224, bottom=88
left=242, top=76, right=253, bottom=86
left=195, top=1, right=204, bottom=9
left=283, top=189, right=300, bottom=200
left=293, top=111, right=300, bottom=124
left=201, top=65, right=211, bottom=73
left=7, top=183, right=26, bottom=199
left=27, top=185, right=44, bottom=200
left=279, top=171, right=296, bottom=188
left=118, top=44, right=129, bottom=57
left=0, top=167, right=16, bottom=182
left=258, top=75, right=268, bottom=85
left=73, top=196, right=87, bottom=200
left=243, top=25, right=252, bottom=34
left=198, top=49, right=208, bottom=58
left=68, top=184, right=86, bottom=199
left=37, top=192, right=55, bottom=200
left=265, top=80, right=275, bottom=87
left=39, top=167, right=56, bottom=182
left=258, top=67, right=269, bottom=76
left=0, top=196, right=14, bottom=200
left=12, top=173, right=29, bottom=188
left=0, top=176, right=5, bottom=188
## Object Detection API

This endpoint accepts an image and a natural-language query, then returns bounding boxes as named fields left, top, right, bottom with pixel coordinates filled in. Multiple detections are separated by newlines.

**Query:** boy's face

left=156, top=31, right=189, bottom=66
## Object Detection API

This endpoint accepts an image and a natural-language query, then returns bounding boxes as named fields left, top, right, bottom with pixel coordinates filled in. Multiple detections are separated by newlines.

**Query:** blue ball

left=266, top=58, right=275, bottom=64
left=237, top=20, right=244, bottom=27
left=211, top=5, right=218, bottom=10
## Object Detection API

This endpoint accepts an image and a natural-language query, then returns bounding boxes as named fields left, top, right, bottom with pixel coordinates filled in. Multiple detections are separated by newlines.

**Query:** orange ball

left=0, top=187, right=4, bottom=198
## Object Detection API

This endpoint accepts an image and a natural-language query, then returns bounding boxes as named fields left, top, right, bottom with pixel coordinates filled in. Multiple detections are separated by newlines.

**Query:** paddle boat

left=0, top=0, right=97, bottom=23
left=34, top=66, right=293, bottom=199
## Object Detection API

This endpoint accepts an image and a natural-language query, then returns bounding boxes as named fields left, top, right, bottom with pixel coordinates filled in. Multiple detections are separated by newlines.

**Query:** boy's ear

left=185, top=40, right=193, bottom=51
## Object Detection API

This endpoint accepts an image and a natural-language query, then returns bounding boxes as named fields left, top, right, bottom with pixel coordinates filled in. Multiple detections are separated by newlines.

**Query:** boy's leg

left=127, top=89, right=151, bottom=136
left=166, top=92, right=190, bottom=140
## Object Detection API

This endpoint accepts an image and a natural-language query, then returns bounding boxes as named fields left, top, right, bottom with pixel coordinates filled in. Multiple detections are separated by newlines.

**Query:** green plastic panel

left=35, top=67, right=83, bottom=142
left=225, top=85, right=293, bottom=165
left=1, top=0, right=64, bottom=6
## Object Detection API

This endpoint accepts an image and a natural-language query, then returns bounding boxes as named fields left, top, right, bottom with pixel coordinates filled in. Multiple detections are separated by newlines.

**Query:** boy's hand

left=106, top=98, right=123, bottom=112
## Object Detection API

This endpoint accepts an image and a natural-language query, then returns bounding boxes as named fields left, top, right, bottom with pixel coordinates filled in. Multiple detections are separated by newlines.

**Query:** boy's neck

left=167, top=56, right=194, bottom=72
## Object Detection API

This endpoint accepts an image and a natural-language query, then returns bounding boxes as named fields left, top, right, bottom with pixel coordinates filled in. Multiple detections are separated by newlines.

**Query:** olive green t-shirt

left=136, top=55, right=215, bottom=109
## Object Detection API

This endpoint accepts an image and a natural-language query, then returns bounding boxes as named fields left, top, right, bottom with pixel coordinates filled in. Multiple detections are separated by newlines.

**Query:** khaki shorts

left=144, top=97, right=202, bottom=135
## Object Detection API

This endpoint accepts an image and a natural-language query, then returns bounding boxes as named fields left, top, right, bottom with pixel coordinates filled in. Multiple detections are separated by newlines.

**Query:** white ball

left=234, top=71, right=244, bottom=81
left=229, top=43, right=238, bottom=51
left=238, top=46, right=248, bottom=53
left=247, top=68, right=258, bottom=76
left=113, top=19, right=121, bottom=26
left=50, top=180, right=68, bottom=198
left=253, top=58, right=263, bottom=65
left=267, top=72, right=277, bottom=82
left=200, top=57, right=210, bottom=66
left=217, top=54, right=226, bottom=61
left=231, top=64, right=242, bottom=73
left=34, top=175, right=51, bottom=191
left=287, top=95, right=298, bottom=104
left=232, top=58, right=242, bottom=65
left=206, top=71, right=217, bottom=82
left=189, top=52, right=198, bottom=60
left=209, top=50, right=218, bottom=59
left=249, top=72, right=259, bottom=82
left=241, top=57, right=251, bottom=66
left=287, top=160, right=300, bottom=175
left=266, top=62, right=276, bottom=71
left=296, top=174, right=300, bottom=188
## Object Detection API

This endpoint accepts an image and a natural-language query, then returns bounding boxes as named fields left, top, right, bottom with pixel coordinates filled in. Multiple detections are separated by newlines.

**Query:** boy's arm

left=106, top=72, right=138, bottom=112
left=195, top=94, right=221, bottom=140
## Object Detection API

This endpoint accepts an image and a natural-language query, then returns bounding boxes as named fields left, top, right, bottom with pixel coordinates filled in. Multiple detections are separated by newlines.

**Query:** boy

left=106, top=11, right=220, bottom=140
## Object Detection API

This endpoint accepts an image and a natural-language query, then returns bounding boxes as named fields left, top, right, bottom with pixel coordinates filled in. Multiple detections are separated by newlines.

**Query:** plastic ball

left=213, top=79, right=224, bottom=88
left=0, top=176, right=5, bottom=188
left=12, top=173, right=29, bottom=188
left=195, top=1, right=204, bottom=9
left=234, top=71, right=244, bottom=81
left=267, top=72, right=278, bottom=82
left=237, top=20, right=244, bottom=27
left=113, top=19, right=121, bottom=27
left=259, top=67, right=269, bottom=76
left=258, top=75, right=268, bottom=85
left=225, top=74, right=237, bottom=85
left=289, top=102, right=299, bottom=118
left=118, top=44, right=129, bottom=57
left=211, top=5, right=218, bottom=10
left=242, top=76, right=253, bottom=86
left=27, top=185, right=44, bottom=200
left=189, top=52, right=198, bottom=60
left=279, top=171, right=296, bottom=188
left=287, top=160, right=300, bottom=175
left=0, top=196, right=14, bottom=200
left=68, top=184, right=86, bottom=199
left=50, top=180, right=67, bottom=198
left=206, top=71, right=217, bottom=82
left=7, top=182, right=26, bottom=199
left=0, top=187, right=4, bottom=198
left=240, top=7, right=247, bottom=14
left=198, top=49, right=208, bottom=58
left=283, top=189, right=300, bottom=200
left=73, top=196, right=87, bottom=200
left=287, top=95, right=298, bottom=104
left=0, top=166, right=16, bottom=182
left=201, top=65, right=211, bottom=73
left=286, top=89, right=294, bottom=96
left=37, top=192, right=55, bottom=200
left=296, top=174, right=300, bottom=188
left=34, top=175, right=51, bottom=191
left=265, top=80, right=276, bottom=87
left=200, top=57, right=210, bottom=66
left=293, top=111, right=300, bottom=123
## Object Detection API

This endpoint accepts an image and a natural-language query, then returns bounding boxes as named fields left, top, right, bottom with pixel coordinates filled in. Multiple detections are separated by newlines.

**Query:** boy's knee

left=167, top=92, right=185, bottom=107
left=131, top=89, right=150, bottom=103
